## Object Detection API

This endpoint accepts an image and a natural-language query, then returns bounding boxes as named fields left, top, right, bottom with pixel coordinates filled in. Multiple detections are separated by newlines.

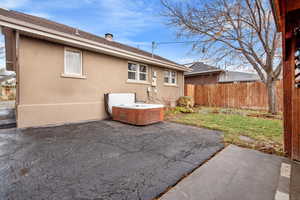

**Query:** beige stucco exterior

left=16, top=36, right=184, bottom=128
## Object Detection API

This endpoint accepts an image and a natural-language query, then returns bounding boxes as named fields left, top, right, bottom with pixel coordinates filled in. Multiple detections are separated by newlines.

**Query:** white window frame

left=62, top=47, right=86, bottom=79
left=127, top=62, right=148, bottom=83
left=164, top=70, right=177, bottom=85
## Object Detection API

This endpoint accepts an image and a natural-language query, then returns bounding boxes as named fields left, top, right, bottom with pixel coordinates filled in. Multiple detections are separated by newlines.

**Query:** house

left=0, top=8, right=189, bottom=128
left=184, top=62, right=260, bottom=85
left=184, top=62, right=224, bottom=85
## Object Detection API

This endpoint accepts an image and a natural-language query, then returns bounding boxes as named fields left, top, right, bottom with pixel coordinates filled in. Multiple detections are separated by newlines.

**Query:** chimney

left=105, top=33, right=113, bottom=41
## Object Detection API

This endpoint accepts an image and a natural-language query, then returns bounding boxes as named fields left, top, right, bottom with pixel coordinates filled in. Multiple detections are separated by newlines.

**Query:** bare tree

left=161, top=0, right=282, bottom=114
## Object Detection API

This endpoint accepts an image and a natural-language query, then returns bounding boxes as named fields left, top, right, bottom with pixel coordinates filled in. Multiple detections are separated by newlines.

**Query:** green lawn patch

left=166, top=107, right=284, bottom=155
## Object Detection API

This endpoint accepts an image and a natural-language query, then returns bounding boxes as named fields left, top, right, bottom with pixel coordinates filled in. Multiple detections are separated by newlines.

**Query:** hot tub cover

left=104, top=93, right=136, bottom=115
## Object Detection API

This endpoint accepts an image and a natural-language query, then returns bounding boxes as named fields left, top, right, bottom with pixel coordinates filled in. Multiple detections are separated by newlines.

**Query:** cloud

left=0, top=0, right=187, bottom=62
left=175, top=56, right=214, bottom=64
left=93, top=0, right=162, bottom=37
left=5, top=0, right=163, bottom=39
left=25, top=11, right=51, bottom=19
left=35, top=0, right=92, bottom=9
left=117, top=38, right=151, bottom=48
left=0, top=0, right=29, bottom=9
left=176, top=57, right=198, bottom=64
left=225, top=64, right=257, bottom=73
left=0, top=35, right=5, bottom=68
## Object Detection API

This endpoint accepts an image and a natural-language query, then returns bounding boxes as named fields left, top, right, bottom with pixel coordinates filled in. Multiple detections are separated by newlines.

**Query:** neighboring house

left=218, top=71, right=260, bottom=83
left=0, top=8, right=189, bottom=128
left=184, top=62, right=224, bottom=85
left=1, top=78, right=16, bottom=101
left=184, top=62, right=260, bottom=85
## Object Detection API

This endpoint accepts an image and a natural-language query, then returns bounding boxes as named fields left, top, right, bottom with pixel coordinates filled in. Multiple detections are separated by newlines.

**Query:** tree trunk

left=266, top=79, right=277, bottom=114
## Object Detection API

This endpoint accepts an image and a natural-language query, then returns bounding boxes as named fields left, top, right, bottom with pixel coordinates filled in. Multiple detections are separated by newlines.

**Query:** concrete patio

left=0, top=120, right=223, bottom=200
left=160, top=145, right=286, bottom=200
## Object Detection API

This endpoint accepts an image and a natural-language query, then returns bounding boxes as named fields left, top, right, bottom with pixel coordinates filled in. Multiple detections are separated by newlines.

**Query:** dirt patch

left=239, top=135, right=255, bottom=143
left=246, top=113, right=282, bottom=120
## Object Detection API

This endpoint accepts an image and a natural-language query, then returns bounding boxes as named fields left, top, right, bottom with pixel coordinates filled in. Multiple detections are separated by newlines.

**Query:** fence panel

left=185, top=80, right=283, bottom=112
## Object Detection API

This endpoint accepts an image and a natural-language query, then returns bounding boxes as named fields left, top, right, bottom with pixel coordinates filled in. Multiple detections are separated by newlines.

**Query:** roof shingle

left=184, top=62, right=223, bottom=76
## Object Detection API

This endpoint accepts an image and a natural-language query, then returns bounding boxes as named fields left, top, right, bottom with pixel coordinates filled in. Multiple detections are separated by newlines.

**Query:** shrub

left=173, top=106, right=195, bottom=113
left=211, top=107, right=219, bottom=114
left=7, top=92, right=16, bottom=101
left=177, top=96, right=194, bottom=108
left=0, top=95, right=7, bottom=101
left=165, top=106, right=195, bottom=117
left=177, top=106, right=194, bottom=113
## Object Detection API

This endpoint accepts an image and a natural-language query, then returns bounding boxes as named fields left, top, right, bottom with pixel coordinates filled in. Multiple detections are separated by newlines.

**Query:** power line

left=155, top=41, right=198, bottom=45
left=151, top=40, right=198, bottom=57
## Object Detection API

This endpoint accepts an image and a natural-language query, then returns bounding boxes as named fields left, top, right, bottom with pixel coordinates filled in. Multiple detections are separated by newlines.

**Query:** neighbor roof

left=0, top=8, right=189, bottom=71
left=184, top=62, right=224, bottom=76
left=218, top=71, right=260, bottom=83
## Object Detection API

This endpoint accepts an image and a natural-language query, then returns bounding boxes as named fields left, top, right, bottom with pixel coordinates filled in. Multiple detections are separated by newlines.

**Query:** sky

left=0, top=0, right=203, bottom=65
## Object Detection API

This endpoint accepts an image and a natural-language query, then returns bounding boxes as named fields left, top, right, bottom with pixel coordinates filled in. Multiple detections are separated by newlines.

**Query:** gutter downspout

left=15, top=30, right=19, bottom=126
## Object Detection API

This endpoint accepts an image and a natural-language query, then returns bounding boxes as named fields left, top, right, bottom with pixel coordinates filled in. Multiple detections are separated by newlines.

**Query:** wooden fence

left=185, top=81, right=283, bottom=112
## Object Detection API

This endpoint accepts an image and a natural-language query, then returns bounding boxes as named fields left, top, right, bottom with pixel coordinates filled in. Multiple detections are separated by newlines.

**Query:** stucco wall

left=17, top=36, right=184, bottom=128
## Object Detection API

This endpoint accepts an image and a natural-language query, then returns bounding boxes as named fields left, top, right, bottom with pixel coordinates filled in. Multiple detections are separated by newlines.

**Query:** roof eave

left=0, top=15, right=189, bottom=72
left=269, top=0, right=282, bottom=32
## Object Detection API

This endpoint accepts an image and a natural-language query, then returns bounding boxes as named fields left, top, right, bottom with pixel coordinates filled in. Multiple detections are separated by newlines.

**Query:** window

left=164, top=70, right=177, bottom=85
left=64, top=48, right=82, bottom=76
left=128, top=63, right=137, bottom=80
left=128, top=62, right=148, bottom=82
left=139, top=64, right=147, bottom=81
left=164, top=71, right=170, bottom=83
left=171, top=71, right=176, bottom=84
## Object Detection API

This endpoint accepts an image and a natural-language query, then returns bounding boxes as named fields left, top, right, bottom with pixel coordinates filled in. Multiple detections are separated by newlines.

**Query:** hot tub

left=104, top=93, right=164, bottom=125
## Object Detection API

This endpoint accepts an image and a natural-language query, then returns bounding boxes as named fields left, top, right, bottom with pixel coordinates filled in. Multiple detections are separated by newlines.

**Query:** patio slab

left=160, top=145, right=284, bottom=200
left=0, top=120, right=223, bottom=200
left=291, top=161, right=300, bottom=200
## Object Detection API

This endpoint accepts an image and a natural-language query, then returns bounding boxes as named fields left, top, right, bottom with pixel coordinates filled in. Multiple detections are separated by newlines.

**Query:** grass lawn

left=165, top=107, right=284, bottom=155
